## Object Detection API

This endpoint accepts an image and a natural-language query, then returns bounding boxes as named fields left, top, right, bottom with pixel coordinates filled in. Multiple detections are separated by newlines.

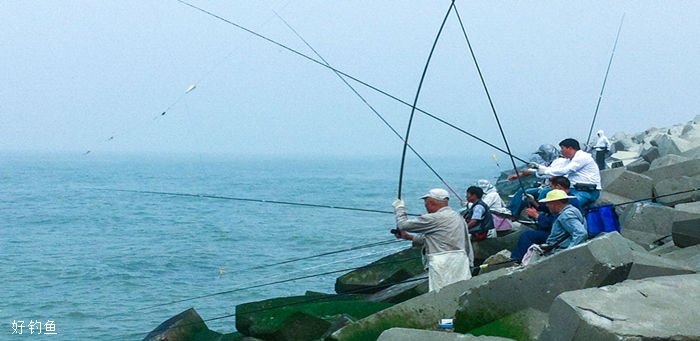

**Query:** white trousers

left=427, top=250, right=471, bottom=292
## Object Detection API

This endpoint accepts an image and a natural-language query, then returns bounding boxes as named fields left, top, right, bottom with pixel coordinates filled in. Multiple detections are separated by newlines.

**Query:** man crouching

left=392, top=188, right=473, bottom=292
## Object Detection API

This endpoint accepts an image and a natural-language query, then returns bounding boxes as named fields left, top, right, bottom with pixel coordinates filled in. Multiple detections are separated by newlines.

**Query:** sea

left=1, top=152, right=495, bottom=340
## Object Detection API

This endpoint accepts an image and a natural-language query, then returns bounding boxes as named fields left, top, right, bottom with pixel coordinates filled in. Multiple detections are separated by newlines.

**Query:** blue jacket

left=536, top=197, right=582, bottom=230
left=545, top=204, right=587, bottom=250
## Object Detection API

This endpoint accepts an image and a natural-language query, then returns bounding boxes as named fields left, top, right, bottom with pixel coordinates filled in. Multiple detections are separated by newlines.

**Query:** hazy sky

left=2, top=1, right=700, bottom=162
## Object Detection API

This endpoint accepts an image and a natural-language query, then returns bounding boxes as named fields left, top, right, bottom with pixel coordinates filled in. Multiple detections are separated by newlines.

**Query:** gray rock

left=649, top=133, right=691, bottom=156
left=452, top=233, right=635, bottom=332
left=640, top=145, right=660, bottom=163
left=377, top=328, right=514, bottom=341
left=672, top=217, right=700, bottom=248
left=143, top=308, right=242, bottom=341
left=649, top=154, right=690, bottom=169
left=335, top=247, right=424, bottom=294
left=662, top=245, right=700, bottom=271
left=653, top=176, right=700, bottom=206
left=644, top=158, right=700, bottom=184
left=627, top=250, right=695, bottom=280
left=540, top=274, right=700, bottom=341
left=681, top=145, right=700, bottom=159
left=366, top=274, right=428, bottom=304
left=473, top=227, right=524, bottom=265
left=624, top=158, right=650, bottom=173
left=675, top=201, right=700, bottom=214
left=599, top=170, right=653, bottom=202
left=479, top=250, right=514, bottom=274
left=464, top=308, right=548, bottom=341
left=619, top=203, right=676, bottom=249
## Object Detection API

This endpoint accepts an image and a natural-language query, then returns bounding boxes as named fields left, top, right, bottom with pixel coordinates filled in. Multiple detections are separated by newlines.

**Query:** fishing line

left=453, top=4, right=526, bottom=196
left=273, top=11, right=463, bottom=201
left=585, top=14, right=625, bottom=147
left=140, top=254, right=423, bottom=310
left=123, top=274, right=430, bottom=341
left=244, top=238, right=402, bottom=270
left=612, top=187, right=700, bottom=207
left=95, top=188, right=419, bottom=216
left=174, top=0, right=529, bottom=164
left=398, top=0, right=455, bottom=200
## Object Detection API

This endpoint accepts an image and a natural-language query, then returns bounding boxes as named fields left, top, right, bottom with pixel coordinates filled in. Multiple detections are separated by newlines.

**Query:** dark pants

left=596, top=149, right=607, bottom=170
left=511, top=229, right=550, bottom=261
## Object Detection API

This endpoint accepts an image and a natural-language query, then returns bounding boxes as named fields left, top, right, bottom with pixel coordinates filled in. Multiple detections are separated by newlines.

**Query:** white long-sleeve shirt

left=594, top=135, right=611, bottom=150
left=537, top=150, right=602, bottom=189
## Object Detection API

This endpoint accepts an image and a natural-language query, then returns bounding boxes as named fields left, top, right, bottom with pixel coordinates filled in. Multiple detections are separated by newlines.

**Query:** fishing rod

left=398, top=0, right=455, bottom=200
left=453, top=5, right=527, bottom=195
left=96, top=188, right=420, bottom=216
left=585, top=14, right=625, bottom=147
left=273, top=11, right=463, bottom=201
left=174, top=0, right=529, bottom=165
left=141, top=254, right=423, bottom=310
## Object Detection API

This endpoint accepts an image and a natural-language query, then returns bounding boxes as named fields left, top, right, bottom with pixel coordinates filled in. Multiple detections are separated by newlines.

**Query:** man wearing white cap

left=392, top=188, right=473, bottom=292
left=538, top=189, right=588, bottom=253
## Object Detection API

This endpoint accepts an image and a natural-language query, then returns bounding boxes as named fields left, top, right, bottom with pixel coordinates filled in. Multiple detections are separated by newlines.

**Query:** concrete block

left=653, top=176, right=700, bottom=206
left=600, top=170, right=653, bottom=202
left=672, top=217, right=700, bottom=248
left=619, top=203, right=676, bottom=249
left=143, top=308, right=242, bottom=341
left=649, top=154, right=690, bottom=169
left=335, top=247, right=424, bottom=294
left=627, top=250, right=695, bottom=280
left=473, top=227, right=524, bottom=265
left=640, top=146, right=660, bottom=163
left=609, top=151, right=639, bottom=162
left=649, top=134, right=691, bottom=156
left=540, top=274, right=700, bottom=341
left=624, top=159, right=649, bottom=173
left=675, top=201, right=700, bottom=214
left=681, top=145, right=700, bottom=159
left=662, top=245, right=700, bottom=271
left=644, top=158, right=700, bottom=183
left=451, top=233, right=636, bottom=332
left=377, top=328, right=514, bottom=341
left=466, top=308, right=548, bottom=341
left=366, top=274, right=428, bottom=304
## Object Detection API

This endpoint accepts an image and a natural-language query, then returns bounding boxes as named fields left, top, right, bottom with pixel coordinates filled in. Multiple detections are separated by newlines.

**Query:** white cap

left=420, top=188, right=450, bottom=201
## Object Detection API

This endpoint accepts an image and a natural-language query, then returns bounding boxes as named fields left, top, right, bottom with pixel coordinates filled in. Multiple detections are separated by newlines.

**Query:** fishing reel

left=390, top=228, right=400, bottom=235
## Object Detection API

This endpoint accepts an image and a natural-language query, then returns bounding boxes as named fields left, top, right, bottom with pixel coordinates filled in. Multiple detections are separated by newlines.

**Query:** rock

left=236, top=293, right=392, bottom=340
left=681, top=145, right=700, bottom=159
left=466, top=308, right=548, bottom=341
left=624, top=158, right=650, bottom=173
left=640, top=145, right=660, bottom=163
left=649, top=154, right=690, bottom=169
left=495, top=167, right=538, bottom=198
left=473, top=227, right=524, bottom=266
left=366, top=274, right=428, bottom=304
left=609, top=151, right=639, bottom=163
left=667, top=123, right=686, bottom=137
left=643, top=158, right=700, bottom=184
left=672, top=216, right=700, bottom=248
left=649, top=134, right=691, bottom=156
left=674, top=201, right=700, bottom=214
left=329, top=269, right=510, bottom=341
left=451, top=233, right=637, bottom=332
left=377, top=328, right=514, bottom=341
left=540, top=274, right=700, bottom=340
left=627, top=250, right=695, bottom=279
left=619, top=203, right=676, bottom=249
left=653, top=176, right=700, bottom=206
left=335, top=247, right=424, bottom=294
left=479, top=250, right=514, bottom=274
left=143, top=308, right=242, bottom=341
left=599, top=170, right=653, bottom=202
left=662, top=245, right=700, bottom=271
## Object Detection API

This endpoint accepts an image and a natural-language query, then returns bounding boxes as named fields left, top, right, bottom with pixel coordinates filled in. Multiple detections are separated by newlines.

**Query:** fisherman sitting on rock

left=392, top=188, right=473, bottom=292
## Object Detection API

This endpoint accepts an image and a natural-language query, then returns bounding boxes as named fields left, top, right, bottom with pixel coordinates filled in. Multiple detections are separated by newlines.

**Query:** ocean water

left=1, top=152, right=493, bottom=340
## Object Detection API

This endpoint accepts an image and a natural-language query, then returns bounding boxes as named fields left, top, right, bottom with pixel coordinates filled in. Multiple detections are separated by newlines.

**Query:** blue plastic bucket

left=586, top=204, right=620, bottom=237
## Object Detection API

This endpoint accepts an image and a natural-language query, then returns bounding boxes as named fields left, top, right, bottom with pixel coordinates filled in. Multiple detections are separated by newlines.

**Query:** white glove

left=527, top=162, right=540, bottom=169
left=392, top=198, right=405, bottom=210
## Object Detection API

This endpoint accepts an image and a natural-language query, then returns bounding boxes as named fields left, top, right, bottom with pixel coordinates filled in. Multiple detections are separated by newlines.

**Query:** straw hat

left=538, top=189, right=576, bottom=203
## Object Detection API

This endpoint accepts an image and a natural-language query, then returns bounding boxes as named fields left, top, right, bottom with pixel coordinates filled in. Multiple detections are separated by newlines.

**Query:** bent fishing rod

left=96, top=188, right=421, bottom=216
left=398, top=0, right=454, bottom=199
left=585, top=14, right=625, bottom=147
left=453, top=4, right=527, bottom=196
left=174, top=0, right=529, bottom=166
left=273, top=11, right=462, bottom=201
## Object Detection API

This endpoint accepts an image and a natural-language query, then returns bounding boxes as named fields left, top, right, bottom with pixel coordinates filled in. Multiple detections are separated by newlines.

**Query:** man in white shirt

left=594, top=130, right=611, bottom=170
left=534, top=138, right=602, bottom=209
